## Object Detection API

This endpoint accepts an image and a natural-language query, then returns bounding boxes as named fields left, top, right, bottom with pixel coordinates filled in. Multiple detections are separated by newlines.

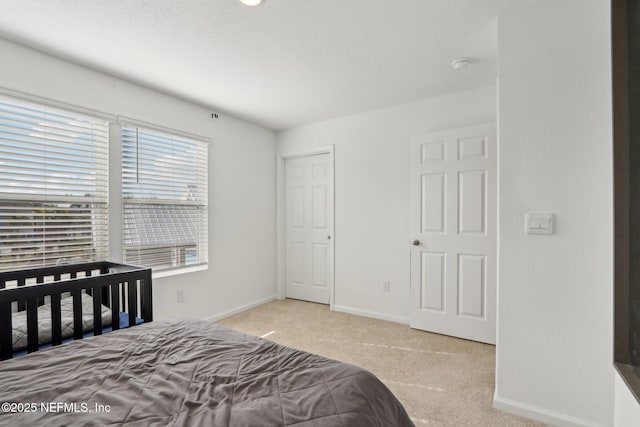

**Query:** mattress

left=0, top=318, right=414, bottom=426
left=11, top=312, right=143, bottom=358
left=10, top=292, right=112, bottom=352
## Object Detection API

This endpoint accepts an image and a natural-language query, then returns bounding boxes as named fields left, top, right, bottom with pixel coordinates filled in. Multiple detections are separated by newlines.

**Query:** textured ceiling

left=0, top=0, right=538, bottom=130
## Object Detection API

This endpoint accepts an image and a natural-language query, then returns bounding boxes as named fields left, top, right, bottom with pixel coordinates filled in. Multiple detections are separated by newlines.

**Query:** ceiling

left=0, top=0, right=538, bottom=131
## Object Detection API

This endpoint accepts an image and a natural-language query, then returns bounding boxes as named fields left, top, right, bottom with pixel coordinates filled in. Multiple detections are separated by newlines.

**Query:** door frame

left=276, top=145, right=335, bottom=308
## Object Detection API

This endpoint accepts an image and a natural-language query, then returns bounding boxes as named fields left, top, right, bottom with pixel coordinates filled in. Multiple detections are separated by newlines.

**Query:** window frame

left=117, top=117, right=210, bottom=277
left=0, top=90, right=113, bottom=272
left=0, top=89, right=210, bottom=279
left=613, top=0, right=640, bottom=404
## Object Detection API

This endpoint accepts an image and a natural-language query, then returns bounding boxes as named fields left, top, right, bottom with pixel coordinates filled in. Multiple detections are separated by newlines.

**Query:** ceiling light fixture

left=451, top=57, right=471, bottom=71
left=239, top=0, right=263, bottom=6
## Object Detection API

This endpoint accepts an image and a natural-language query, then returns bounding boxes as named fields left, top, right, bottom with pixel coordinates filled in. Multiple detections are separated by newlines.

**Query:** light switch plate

left=525, top=212, right=555, bottom=235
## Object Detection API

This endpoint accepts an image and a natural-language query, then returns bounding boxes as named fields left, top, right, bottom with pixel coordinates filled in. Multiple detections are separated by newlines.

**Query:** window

left=0, top=96, right=109, bottom=272
left=121, top=124, right=208, bottom=273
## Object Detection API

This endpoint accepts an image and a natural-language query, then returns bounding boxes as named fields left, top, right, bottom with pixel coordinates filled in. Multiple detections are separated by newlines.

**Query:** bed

left=0, top=263, right=414, bottom=426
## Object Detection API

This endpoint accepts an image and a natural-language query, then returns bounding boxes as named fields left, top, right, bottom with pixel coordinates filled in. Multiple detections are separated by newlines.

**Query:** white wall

left=495, top=1, right=614, bottom=426
left=0, top=38, right=277, bottom=321
left=615, top=371, right=640, bottom=426
left=277, top=86, right=496, bottom=322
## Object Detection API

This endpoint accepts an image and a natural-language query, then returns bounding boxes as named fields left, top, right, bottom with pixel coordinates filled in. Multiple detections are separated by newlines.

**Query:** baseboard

left=204, top=295, right=277, bottom=322
left=493, top=393, right=603, bottom=427
left=332, top=305, right=409, bottom=325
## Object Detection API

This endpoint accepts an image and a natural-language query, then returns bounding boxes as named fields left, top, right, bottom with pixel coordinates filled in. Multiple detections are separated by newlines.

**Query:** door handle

left=412, top=239, right=420, bottom=246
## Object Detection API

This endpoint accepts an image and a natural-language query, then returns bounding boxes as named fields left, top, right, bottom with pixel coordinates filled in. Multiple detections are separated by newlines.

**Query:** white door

left=285, top=153, right=332, bottom=304
left=409, top=123, right=496, bottom=344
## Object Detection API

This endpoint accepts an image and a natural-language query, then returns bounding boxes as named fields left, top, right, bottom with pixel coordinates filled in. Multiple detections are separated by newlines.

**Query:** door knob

left=412, top=239, right=420, bottom=246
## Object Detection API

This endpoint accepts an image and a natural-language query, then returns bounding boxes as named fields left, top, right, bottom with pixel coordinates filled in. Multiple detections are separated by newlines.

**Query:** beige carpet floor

left=218, top=299, right=546, bottom=427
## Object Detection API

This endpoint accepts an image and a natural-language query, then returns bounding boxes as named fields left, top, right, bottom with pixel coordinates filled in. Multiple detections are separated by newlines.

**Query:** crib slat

left=72, top=289, right=83, bottom=340
left=26, top=297, right=38, bottom=353
left=111, top=284, right=120, bottom=331
left=17, top=278, right=25, bottom=311
left=0, top=300, right=12, bottom=360
left=128, top=280, right=137, bottom=327
left=141, top=272, right=153, bottom=322
left=92, top=289, right=103, bottom=336
left=50, top=293, right=62, bottom=346
left=36, top=276, right=44, bottom=306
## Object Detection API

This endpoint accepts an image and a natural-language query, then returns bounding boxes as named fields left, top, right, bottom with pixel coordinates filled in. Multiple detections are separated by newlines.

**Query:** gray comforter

left=0, top=319, right=414, bottom=426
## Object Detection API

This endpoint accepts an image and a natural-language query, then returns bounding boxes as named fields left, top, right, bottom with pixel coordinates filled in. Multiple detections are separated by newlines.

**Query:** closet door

left=285, top=153, right=332, bottom=304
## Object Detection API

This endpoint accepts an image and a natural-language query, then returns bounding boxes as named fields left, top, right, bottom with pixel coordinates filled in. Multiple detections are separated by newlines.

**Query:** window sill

left=152, top=264, right=208, bottom=279
left=614, top=362, right=640, bottom=405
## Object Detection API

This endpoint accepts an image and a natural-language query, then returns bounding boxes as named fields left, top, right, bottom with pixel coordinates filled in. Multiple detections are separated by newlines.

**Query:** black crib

left=0, top=261, right=152, bottom=360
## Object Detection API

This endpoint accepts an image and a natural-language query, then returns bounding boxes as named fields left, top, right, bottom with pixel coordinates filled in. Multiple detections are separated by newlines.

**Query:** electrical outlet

left=383, top=280, right=390, bottom=293
left=177, top=290, right=185, bottom=303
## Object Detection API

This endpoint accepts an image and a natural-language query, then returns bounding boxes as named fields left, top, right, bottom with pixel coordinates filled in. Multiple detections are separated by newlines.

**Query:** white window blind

left=121, top=125, right=208, bottom=273
left=0, top=96, right=109, bottom=272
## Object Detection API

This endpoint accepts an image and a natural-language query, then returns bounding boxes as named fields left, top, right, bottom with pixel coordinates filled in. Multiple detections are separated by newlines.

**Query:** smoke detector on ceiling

left=240, top=0, right=263, bottom=6
left=451, top=57, right=471, bottom=71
